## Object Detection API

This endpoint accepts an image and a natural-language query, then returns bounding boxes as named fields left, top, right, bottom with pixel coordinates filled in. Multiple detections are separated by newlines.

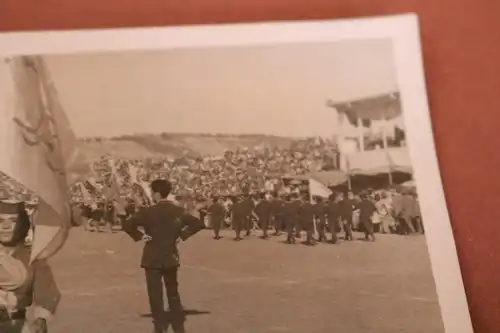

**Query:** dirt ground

left=47, top=228, right=444, bottom=333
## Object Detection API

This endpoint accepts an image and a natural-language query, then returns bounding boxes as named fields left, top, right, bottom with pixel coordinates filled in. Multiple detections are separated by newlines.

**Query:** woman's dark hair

left=1, top=202, right=31, bottom=247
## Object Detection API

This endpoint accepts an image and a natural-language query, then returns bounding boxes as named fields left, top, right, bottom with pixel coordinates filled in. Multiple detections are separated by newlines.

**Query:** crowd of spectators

left=0, top=137, right=339, bottom=204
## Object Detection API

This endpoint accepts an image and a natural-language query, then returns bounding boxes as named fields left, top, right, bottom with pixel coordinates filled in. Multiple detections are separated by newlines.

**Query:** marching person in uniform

left=292, top=193, right=302, bottom=239
left=254, top=193, right=272, bottom=239
left=270, top=193, right=284, bottom=236
left=0, top=200, right=61, bottom=333
left=242, top=195, right=255, bottom=237
left=282, top=195, right=297, bottom=244
left=288, top=193, right=302, bottom=240
left=207, top=196, right=225, bottom=240
left=299, top=194, right=315, bottom=246
left=122, top=180, right=204, bottom=333
left=312, top=196, right=327, bottom=242
left=231, top=195, right=247, bottom=241
left=339, top=192, right=355, bottom=241
left=326, top=194, right=340, bottom=244
left=357, top=192, right=377, bottom=242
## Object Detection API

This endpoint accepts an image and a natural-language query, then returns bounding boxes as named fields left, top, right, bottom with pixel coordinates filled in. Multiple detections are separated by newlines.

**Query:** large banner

left=0, top=56, right=89, bottom=262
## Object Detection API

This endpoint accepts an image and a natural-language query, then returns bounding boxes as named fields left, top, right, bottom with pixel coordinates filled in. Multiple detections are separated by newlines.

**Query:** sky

left=44, top=38, right=398, bottom=139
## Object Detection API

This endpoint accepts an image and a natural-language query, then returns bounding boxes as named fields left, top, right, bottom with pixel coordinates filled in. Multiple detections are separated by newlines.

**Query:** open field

left=48, top=228, right=444, bottom=333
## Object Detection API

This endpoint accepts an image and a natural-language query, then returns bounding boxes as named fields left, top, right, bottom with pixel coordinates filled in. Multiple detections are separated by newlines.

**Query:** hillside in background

left=78, top=133, right=302, bottom=163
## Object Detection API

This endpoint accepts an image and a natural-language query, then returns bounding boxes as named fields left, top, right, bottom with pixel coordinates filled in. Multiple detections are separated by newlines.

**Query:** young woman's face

left=0, top=213, right=17, bottom=243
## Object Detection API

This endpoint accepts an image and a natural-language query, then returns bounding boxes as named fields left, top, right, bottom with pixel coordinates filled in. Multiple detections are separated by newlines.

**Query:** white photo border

left=0, top=13, right=473, bottom=333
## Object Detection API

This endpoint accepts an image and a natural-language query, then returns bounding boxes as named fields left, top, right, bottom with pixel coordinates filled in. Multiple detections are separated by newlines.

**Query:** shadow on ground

left=140, top=309, right=210, bottom=333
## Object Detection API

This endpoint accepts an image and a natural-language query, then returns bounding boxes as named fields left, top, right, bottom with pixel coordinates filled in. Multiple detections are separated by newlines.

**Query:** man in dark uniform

left=299, top=194, right=315, bottom=245
left=242, top=195, right=255, bottom=237
left=283, top=194, right=301, bottom=244
left=122, top=179, right=204, bottom=333
left=339, top=191, right=355, bottom=241
left=313, top=196, right=328, bottom=242
left=255, top=192, right=272, bottom=239
left=231, top=195, right=247, bottom=241
left=358, top=192, right=377, bottom=241
left=282, top=195, right=295, bottom=244
left=292, top=194, right=302, bottom=239
left=270, top=192, right=285, bottom=235
left=326, top=194, right=340, bottom=244
left=207, top=196, right=225, bottom=240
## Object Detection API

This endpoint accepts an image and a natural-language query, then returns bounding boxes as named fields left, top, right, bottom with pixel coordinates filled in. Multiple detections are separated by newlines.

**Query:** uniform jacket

left=122, top=201, right=204, bottom=269
left=357, top=199, right=377, bottom=222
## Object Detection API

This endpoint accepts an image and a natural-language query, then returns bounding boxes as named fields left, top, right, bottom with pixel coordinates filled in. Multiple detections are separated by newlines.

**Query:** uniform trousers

left=212, top=217, right=223, bottom=238
left=260, top=217, right=270, bottom=237
left=144, top=266, right=183, bottom=331
left=233, top=218, right=243, bottom=238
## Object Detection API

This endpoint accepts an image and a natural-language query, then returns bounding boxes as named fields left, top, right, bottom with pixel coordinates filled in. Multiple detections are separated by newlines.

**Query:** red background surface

left=1, top=1, right=499, bottom=332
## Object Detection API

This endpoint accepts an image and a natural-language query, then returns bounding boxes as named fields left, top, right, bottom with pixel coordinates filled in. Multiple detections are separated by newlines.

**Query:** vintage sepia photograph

left=0, top=15, right=472, bottom=333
